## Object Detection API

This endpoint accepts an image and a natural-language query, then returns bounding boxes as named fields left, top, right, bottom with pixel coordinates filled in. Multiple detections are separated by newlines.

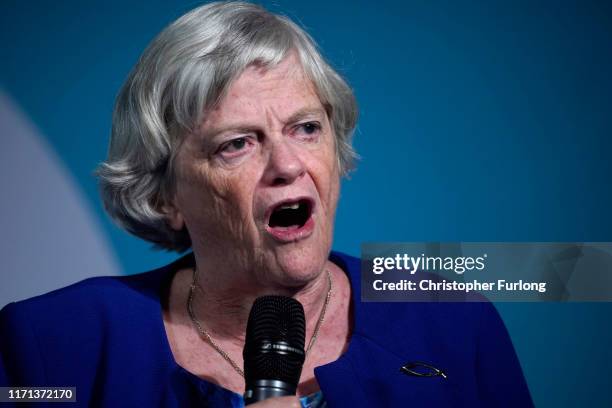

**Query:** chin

left=271, top=243, right=329, bottom=287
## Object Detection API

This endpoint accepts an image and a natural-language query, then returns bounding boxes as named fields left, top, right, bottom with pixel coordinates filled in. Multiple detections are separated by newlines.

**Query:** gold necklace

left=187, top=268, right=333, bottom=377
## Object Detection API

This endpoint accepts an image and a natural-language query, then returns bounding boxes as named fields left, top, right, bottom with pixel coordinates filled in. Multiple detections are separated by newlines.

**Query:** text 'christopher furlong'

left=372, top=279, right=547, bottom=293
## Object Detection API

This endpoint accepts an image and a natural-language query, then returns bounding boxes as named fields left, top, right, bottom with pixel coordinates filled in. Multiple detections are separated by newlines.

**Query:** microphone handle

left=244, top=379, right=297, bottom=405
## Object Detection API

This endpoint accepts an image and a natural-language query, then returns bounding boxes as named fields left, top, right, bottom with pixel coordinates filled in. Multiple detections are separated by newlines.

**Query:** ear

left=161, top=201, right=185, bottom=231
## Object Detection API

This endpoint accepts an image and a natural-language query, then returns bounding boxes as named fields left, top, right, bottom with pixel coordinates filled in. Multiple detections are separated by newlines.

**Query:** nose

left=262, top=138, right=306, bottom=186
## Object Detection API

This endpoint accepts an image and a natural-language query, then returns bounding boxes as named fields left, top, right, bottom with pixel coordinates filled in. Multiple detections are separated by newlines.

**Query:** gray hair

left=97, top=1, right=358, bottom=252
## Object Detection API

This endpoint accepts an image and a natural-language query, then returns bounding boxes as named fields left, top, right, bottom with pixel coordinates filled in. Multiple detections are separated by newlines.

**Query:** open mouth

left=268, top=199, right=312, bottom=229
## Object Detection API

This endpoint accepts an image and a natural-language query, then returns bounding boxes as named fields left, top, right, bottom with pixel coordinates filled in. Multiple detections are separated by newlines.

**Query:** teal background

left=2, top=0, right=611, bottom=405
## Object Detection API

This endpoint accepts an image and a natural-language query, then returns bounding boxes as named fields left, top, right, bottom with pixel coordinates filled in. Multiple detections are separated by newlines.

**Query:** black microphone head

left=243, top=295, right=306, bottom=388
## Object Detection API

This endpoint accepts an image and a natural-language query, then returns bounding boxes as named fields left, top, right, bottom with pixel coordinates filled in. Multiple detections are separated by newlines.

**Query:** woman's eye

left=215, top=136, right=256, bottom=162
left=295, top=122, right=321, bottom=138
left=221, top=137, right=249, bottom=153
left=226, top=138, right=246, bottom=151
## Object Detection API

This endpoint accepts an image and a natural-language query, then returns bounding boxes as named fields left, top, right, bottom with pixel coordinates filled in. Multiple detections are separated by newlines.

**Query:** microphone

left=243, top=295, right=306, bottom=405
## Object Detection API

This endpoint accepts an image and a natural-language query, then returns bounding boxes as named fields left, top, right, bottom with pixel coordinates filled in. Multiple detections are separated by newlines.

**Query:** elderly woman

left=0, top=2, right=532, bottom=407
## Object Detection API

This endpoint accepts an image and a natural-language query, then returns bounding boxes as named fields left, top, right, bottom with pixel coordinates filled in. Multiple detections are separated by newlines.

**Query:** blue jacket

left=0, top=252, right=532, bottom=407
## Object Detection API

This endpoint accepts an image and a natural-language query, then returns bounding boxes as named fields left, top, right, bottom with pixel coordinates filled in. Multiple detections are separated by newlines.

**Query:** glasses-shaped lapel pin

left=400, top=362, right=448, bottom=379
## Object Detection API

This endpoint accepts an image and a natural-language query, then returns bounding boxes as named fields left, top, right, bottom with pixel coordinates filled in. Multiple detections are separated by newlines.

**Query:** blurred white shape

left=0, top=90, right=121, bottom=306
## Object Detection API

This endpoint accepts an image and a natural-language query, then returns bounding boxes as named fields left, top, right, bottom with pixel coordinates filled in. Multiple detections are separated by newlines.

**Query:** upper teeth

left=280, top=202, right=300, bottom=210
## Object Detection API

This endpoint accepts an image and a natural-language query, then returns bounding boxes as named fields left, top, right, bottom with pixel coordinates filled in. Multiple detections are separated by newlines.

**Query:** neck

left=189, top=254, right=333, bottom=347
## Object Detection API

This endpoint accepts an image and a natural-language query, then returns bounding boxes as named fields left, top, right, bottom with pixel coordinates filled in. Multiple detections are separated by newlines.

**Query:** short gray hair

left=97, top=1, right=358, bottom=252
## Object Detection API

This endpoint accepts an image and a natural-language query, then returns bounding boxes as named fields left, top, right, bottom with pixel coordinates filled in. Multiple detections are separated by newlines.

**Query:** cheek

left=325, top=173, right=340, bottom=225
left=175, top=166, right=224, bottom=228
left=329, top=172, right=340, bottom=208
left=311, top=149, right=340, bottom=215
left=176, top=163, right=257, bottom=236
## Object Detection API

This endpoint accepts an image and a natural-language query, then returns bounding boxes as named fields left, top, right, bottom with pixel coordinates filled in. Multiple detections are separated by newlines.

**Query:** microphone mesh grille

left=243, top=295, right=306, bottom=385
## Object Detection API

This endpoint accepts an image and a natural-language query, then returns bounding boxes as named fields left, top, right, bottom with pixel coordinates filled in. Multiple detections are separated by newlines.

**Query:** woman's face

left=167, top=53, right=340, bottom=287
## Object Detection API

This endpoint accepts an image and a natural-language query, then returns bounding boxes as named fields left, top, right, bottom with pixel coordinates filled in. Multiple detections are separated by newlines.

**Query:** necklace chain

left=187, top=269, right=333, bottom=378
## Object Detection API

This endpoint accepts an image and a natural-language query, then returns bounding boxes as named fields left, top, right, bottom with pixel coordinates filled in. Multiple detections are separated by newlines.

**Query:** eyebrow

left=202, top=107, right=328, bottom=140
left=284, top=107, right=328, bottom=125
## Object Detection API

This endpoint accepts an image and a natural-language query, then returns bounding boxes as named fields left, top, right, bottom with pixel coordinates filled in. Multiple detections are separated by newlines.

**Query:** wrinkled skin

left=166, top=52, right=340, bottom=297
